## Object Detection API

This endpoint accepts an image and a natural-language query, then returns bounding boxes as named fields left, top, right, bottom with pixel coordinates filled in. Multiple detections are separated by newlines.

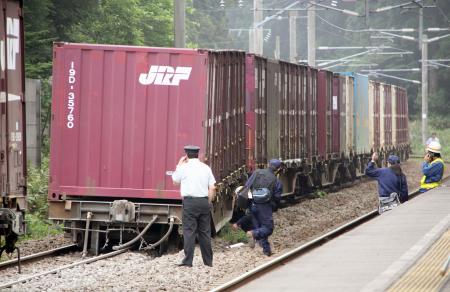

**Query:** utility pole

left=365, top=0, right=370, bottom=26
left=174, top=0, right=185, bottom=48
left=250, top=0, right=263, bottom=54
left=275, top=36, right=280, bottom=59
left=418, top=6, right=423, bottom=50
left=307, top=4, right=316, bottom=66
left=421, top=34, right=428, bottom=144
left=289, top=11, right=297, bottom=63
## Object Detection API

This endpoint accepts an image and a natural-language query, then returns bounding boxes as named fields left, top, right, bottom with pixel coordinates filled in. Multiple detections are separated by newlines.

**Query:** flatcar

left=0, top=0, right=26, bottom=256
left=48, top=44, right=409, bottom=254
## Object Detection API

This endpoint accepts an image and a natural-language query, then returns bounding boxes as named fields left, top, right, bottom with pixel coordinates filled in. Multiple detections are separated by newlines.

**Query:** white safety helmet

left=426, top=141, right=442, bottom=154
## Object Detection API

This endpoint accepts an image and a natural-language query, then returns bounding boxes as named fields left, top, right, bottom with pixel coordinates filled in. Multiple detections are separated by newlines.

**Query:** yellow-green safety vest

left=420, top=158, right=445, bottom=190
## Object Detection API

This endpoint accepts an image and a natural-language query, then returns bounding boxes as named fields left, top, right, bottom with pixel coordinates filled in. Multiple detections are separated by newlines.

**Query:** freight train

left=47, top=43, right=409, bottom=255
left=0, top=0, right=26, bottom=257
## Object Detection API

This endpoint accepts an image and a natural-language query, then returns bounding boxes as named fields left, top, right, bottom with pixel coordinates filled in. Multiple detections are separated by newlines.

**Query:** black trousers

left=181, top=197, right=213, bottom=266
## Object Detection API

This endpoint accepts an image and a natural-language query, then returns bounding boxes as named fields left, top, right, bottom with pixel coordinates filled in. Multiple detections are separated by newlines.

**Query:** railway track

left=210, top=177, right=450, bottom=292
left=0, top=244, right=78, bottom=272
left=0, top=248, right=129, bottom=289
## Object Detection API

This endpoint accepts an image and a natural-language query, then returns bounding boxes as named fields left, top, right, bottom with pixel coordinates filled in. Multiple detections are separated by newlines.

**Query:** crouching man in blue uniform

left=420, top=141, right=445, bottom=192
left=365, top=153, right=409, bottom=203
left=235, top=159, right=282, bottom=256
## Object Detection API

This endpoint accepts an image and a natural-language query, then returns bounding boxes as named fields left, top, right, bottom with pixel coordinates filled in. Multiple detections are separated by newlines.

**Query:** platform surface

left=240, top=186, right=450, bottom=292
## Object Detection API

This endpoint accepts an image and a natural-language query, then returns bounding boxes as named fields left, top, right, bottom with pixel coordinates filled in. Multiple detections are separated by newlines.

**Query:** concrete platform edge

left=362, top=214, right=450, bottom=292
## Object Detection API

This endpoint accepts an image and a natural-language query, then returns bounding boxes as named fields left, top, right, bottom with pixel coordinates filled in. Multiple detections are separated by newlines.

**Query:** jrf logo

left=0, top=17, right=20, bottom=72
left=139, top=65, right=192, bottom=86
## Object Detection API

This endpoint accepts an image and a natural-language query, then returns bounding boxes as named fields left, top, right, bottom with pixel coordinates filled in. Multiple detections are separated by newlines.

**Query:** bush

left=27, top=156, right=49, bottom=219
left=24, top=155, right=61, bottom=239
left=218, top=223, right=249, bottom=244
left=24, top=213, right=61, bottom=240
left=410, top=120, right=450, bottom=159
left=314, top=190, right=327, bottom=198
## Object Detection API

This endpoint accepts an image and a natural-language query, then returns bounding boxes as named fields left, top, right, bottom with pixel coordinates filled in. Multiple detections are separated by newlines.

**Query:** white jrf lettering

left=139, top=65, right=192, bottom=86
left=0, top=17, right=20, bottom=72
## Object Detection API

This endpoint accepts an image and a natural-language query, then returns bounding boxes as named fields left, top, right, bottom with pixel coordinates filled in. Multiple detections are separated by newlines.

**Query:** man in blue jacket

left=365, top=153, right=409, bottom=203
left=233, top=159, right=283, bottom=256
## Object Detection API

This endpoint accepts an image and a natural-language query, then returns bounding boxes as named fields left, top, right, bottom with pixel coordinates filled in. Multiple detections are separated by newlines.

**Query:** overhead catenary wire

left=434, top=0, right=450, bottom=23
left=315, top=14, right=416, bottom=34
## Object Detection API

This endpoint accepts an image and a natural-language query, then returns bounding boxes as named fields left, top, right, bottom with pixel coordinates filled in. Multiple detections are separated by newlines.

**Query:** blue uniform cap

left=269, top=159, right=282, bottom=169
left=388, top=155, right=400, bottom=165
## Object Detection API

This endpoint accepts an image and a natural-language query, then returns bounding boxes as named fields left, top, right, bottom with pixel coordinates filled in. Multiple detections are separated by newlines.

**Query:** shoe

left=177, top=263, right=193, bottom=267
left=247, top=231, right=255, bottom=249
left=204, top=263, right=213, bottom=267
left=263, top=251, right=273, bottom=257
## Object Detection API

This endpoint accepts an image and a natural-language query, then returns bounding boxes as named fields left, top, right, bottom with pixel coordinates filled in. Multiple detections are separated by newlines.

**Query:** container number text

left=67, top=62, right=76, bottom=128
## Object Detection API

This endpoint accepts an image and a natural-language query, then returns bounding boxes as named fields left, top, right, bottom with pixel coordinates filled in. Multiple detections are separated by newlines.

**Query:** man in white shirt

left=426, top=132, right=439, bottom=146
left=172, top=145, right=216, bottom=267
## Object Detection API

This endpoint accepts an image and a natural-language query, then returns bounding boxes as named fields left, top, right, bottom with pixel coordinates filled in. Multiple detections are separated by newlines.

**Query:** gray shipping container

left=25, top=78, right=41, bottom=167
left=353, top=73, right=370, bottom=154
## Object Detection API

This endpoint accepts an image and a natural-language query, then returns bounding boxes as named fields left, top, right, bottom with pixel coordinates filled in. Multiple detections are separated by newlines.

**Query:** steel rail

left=211, top=176, right=450, bottom=292
left=0, top=244, right=78, bottom=270
left=0, top=248, right=128, bottom=289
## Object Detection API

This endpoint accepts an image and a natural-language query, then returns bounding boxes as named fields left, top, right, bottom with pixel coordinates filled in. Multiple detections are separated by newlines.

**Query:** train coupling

left=0, top=208, right=25, bottom=236
left=110, top=200, right=136, bottom=223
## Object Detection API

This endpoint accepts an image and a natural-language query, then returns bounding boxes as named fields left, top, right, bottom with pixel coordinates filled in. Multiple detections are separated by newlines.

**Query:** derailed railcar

left=0, top=0, right=26, bottom=256
left=49, top=43, right=246, bottom=254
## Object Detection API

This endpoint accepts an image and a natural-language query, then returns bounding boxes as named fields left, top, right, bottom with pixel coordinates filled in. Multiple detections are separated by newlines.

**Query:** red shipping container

left=317, top=70, right=334, bottom=159
left=245, top=55, right=268, bottom=170
left=307, top=67, right=318, bottom=159
left=49, top=43, right=246, bottom=202
left=279, top=62, right=305, bottom=160
left=381, top=84, right=393, bottom=148
left=0, top=0, right=27, bottom=235
left=331, top=75, right=341, bottom=155
left=393, top=86, right=409, bottom=145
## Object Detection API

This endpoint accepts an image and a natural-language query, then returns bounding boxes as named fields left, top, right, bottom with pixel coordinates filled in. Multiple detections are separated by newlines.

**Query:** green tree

left=24, top=0, right=55, bottom=79
left=140, top=0, right=173, bottom=47
left=68, top=0, right=145, bottom=45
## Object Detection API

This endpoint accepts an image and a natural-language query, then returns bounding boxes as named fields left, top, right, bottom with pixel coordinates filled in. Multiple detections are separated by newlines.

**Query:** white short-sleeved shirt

left=172, top=158, right=216, bottom=198
left=426, top=137, right=439, bottom=146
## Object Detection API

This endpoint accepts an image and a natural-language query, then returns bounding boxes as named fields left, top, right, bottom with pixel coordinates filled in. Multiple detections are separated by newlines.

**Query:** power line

left=434, top=0, right=450, bottom=23
left=315, top=14, right=416, bottom=34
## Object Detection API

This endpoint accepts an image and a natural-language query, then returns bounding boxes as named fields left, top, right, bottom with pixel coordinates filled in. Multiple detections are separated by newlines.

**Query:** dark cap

left=387, top=155, right=400, bottom=165
left=269, top=159, right=282, bottom=169
left=184, top=145, right=200, bottom=154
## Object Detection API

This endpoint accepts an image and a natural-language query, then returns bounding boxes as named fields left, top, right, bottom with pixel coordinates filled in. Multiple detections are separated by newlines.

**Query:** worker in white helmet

left=420, top=141, right=445, bottom=192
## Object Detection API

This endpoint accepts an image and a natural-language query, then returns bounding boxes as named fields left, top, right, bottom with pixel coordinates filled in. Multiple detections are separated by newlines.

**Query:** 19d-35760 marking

left=67, top=61, right=76, bottom=128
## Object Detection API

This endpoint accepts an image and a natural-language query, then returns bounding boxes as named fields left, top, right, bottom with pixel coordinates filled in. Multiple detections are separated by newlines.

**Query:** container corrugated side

left=368, top=81, right=380, bottom=151
left=279, top=62, right=304, bottom=160
left=317, top=70, right=333, bottom=159
left=353, top=74, right=370, bottom=154
left=381, top=84, right=393, bottom=148
left=1, top=0, right=26, bottom=208
left=266, top=60, right=281, bottom=160
left=331, top=74, right=345, bottom=153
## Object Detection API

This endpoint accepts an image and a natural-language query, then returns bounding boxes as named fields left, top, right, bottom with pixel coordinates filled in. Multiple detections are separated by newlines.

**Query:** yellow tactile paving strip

left=388, top=229, right=450, bottom=292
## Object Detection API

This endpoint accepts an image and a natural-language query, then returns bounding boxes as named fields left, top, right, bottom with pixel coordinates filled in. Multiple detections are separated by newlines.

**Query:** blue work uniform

left=237, top=168, right=282, bottom=255
left=365, top=161, right=409, bottom=203
left=420, top=158, right=444, bottom=192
